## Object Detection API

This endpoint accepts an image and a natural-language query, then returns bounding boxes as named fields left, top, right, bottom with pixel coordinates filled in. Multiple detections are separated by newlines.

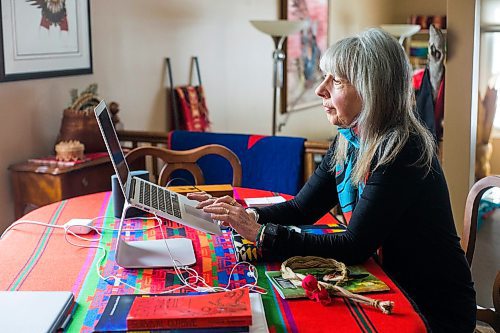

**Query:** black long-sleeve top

left=257, top=136, right=476, bottom=333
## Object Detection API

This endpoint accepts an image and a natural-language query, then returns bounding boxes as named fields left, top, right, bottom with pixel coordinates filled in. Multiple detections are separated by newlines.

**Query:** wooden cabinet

left=9, top=157, right=115, bottom=219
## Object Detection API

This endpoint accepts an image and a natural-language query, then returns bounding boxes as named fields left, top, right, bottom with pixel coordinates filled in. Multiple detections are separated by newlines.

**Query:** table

left=9, top=155, right=114, bottom=219
left=0, top=188, right=428, bottom=333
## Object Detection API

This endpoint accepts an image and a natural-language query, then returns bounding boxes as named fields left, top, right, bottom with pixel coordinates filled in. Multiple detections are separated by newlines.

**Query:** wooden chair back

left=117, top=130, right=330, bottom=186
left=125, top=144, right=242, bottom=187
left=462, top=175, right=500, bottom=331
left=462, top=175, right=500, bottom=264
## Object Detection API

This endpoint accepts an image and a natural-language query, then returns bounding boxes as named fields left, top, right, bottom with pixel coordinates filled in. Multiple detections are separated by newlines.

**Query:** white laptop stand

left=114, top=202, right=196, bottom=268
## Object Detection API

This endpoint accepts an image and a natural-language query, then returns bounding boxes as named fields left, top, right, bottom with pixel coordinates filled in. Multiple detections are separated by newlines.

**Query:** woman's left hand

left=202, top=195, right=261, bottom=242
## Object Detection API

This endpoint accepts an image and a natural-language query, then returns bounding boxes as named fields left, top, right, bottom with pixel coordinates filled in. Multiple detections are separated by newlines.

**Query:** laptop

left=94, top=100, right=221, bottom=268
left=0, top=291, right=74, bottom=333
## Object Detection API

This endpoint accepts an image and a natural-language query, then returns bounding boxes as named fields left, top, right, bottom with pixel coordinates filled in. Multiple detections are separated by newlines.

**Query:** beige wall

left=0, top=0, right=476, bottom=234
left=443, top=0, right=480, bottom=235
left=1, top=0, right=282, bottom=231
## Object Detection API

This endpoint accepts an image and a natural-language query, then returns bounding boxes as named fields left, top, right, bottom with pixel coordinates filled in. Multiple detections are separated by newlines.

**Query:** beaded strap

left=255, top=224, right=266, bottom=249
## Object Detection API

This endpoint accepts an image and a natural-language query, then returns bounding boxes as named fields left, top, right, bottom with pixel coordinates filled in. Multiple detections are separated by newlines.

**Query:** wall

left=443, top=0, right=480, bottom=235
left=0, top=0, right=281, bottom=231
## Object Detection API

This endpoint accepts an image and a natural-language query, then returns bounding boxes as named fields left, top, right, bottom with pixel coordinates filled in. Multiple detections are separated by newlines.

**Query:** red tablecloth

left=0, top=188, right=428, bottom=332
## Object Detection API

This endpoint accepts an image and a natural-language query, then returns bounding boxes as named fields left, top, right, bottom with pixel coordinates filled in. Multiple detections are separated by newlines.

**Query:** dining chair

left=462, top=175, right=500, bottom=332
left=125, top=144, right=242, bottom=187
left=168, top=130, right=307, bottom=195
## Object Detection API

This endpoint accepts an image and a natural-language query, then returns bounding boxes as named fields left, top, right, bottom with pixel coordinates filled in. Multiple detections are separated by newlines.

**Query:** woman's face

left=315, top=74, right=363, bottom=127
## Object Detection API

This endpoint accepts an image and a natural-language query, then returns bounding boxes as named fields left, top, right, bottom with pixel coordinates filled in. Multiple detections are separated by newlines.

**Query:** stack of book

left=409, top=40, right=429, bottom=70
left=94, top=289, right=268, bottom=332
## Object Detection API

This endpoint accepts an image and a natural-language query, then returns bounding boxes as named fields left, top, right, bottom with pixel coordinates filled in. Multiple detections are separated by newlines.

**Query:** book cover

left=126, top=289, right=252, bottom=330
left=93, top=292, right=249, bottom=333
left=265, top=265, right=390, bottom=300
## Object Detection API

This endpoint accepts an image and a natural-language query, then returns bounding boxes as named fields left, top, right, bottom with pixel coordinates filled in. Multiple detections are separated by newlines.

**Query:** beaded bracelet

left=255, top=224, right=266, bottom=249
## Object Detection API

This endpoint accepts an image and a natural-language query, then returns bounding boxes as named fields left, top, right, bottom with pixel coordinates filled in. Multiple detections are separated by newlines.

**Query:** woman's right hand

left=186, top=191, right=217, bottom=209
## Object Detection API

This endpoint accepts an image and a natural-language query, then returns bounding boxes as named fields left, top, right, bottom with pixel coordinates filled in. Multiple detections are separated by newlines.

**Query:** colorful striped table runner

left=0, top=188, right=427, bottom=332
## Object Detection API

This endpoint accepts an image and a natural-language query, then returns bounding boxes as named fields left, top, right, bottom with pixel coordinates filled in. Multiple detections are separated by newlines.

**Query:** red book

left=126, top=289, right=252, bottom=330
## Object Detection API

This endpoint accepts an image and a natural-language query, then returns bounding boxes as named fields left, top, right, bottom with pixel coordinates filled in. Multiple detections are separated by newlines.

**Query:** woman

left=188, top=28, right=476, bottom=332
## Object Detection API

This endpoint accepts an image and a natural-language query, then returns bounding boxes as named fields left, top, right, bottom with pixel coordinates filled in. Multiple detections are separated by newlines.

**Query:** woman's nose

left=315, top=81, right=329, bottom=98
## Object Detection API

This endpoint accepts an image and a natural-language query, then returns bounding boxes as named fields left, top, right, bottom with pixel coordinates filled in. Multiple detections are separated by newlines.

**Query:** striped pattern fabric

left=0, top=189, right=427, bottom=333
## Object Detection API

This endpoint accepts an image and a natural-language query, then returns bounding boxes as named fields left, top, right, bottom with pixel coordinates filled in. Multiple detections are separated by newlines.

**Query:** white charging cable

left=2, top=215, right=267, bottom=295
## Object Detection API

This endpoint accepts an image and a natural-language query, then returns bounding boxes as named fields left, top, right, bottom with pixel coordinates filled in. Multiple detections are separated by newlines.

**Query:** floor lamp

left=250, top=20, right=307, bottom=135
left=380, top=24, right=421, bottom=45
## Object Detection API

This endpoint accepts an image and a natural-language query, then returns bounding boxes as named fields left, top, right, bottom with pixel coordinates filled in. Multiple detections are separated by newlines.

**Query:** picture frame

left=0, top=0, right=92, bottom=82
left=280, top=0, right=329, bottom=113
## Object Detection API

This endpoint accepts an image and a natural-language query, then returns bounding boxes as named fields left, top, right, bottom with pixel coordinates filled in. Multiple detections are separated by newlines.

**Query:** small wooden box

left=167, top=184, right=233, bottom=198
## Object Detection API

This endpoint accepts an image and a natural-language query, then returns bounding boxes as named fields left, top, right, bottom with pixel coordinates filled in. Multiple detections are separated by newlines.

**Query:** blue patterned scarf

left=335, top=127, right=365, bottom=223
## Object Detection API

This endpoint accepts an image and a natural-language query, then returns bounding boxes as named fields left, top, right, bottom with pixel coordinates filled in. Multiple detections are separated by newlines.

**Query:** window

left=479, top=0, right=500, bottom=130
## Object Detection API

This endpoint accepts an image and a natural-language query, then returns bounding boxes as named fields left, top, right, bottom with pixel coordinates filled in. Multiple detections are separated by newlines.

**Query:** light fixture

left=250, top=19, right=307, bottom=135
left=380, top=24, right=421, bottom=45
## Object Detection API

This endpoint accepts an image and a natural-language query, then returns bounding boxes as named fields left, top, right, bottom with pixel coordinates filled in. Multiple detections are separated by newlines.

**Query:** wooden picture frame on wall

left=280, top=0, right=329, bottom=114
left=0, top=0, right=92, bottom=82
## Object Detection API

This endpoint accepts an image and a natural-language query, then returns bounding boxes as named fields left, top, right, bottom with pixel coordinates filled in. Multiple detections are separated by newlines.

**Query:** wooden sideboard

left=9, top=157, right=115, bottom=219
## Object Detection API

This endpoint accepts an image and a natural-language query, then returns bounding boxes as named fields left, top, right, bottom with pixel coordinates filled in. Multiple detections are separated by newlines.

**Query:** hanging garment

left=174, top=85, right=211, bottom=132
left=413, top=67, right=445, bottom=141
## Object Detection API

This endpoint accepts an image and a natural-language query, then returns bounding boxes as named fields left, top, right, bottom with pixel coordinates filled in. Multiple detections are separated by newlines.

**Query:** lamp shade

left=250, top=20, right=307, bottom=37
left=380, top=24, right=421, bottom=39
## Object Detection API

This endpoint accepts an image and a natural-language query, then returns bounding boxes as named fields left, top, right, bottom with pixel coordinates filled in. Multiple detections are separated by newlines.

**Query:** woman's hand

left=187, top=192, right=261, bottom=241
left=186, top=191, right=217, bottom=209
left=197, top=195, right=262, bottom=242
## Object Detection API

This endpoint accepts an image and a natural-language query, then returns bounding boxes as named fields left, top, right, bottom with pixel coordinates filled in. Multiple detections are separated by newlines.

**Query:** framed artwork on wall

left=280, top=0, right=328, bottom=113
left=0, top=0, right=92, bottom=82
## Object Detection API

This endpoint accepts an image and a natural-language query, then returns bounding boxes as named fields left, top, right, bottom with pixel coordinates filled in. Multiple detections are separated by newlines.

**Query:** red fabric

left=302, top=274, right=332, bottom=305
left=412, top=68, right=425, bottom=90
left=434, top=75, right=445, bottom=139
left=247, top=135, right=266, bottom=149
left=175, top=86, right=211, bottom=132
left=263, top=259, right=427, bottom=333
left=0, top=192, right=108, bottom=292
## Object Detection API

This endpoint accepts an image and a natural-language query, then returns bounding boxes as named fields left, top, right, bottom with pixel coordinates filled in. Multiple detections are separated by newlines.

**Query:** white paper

left=244, top=196, right=286, bottom=207
left=250, top=293, right=269, bottom=333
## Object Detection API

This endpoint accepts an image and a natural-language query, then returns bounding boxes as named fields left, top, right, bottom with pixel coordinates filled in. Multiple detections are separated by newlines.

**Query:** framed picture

left=280, top=0, right=328, bottom=113
left=0, top=0, right=92, bottom=82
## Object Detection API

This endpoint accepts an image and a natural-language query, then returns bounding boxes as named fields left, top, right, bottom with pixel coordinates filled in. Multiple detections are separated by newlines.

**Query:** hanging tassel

left=302, top=274, right=332, bottom=306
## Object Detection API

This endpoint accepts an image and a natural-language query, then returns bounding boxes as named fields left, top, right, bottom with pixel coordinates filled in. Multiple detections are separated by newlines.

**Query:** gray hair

left=320, top=28, right=435, bottom=185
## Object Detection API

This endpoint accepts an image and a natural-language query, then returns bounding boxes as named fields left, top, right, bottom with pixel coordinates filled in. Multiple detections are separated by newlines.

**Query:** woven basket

left=55, top=94, right=105, bottom=153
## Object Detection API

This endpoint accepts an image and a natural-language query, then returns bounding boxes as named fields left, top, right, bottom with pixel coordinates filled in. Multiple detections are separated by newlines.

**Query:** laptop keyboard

left=134, top=178, right=183, bottom=219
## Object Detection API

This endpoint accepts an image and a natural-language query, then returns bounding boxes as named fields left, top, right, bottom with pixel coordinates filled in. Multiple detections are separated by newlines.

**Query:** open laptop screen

left=95, top=101, right=130, bottom=194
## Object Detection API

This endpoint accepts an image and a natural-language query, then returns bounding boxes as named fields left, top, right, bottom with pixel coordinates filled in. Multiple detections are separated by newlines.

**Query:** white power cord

left=1, top=215, right=267, bottom=295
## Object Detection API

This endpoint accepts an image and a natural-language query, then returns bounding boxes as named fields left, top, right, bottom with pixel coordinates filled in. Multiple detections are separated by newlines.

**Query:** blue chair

left=168, top=131, right=306, bottom=195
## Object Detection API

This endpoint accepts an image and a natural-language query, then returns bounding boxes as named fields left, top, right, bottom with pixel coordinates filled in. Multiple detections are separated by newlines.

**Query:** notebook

left=0, top=291, right=74, bottom=333
left=95, top=100, right=221, bottom=269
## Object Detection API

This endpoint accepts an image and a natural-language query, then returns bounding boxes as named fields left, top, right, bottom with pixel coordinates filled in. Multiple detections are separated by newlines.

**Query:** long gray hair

left=320, top=28, right=435, bottom=185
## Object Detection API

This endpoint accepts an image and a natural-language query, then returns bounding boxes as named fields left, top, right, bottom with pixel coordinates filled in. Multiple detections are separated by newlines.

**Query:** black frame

left=0, top=0, right=93, bottom=82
